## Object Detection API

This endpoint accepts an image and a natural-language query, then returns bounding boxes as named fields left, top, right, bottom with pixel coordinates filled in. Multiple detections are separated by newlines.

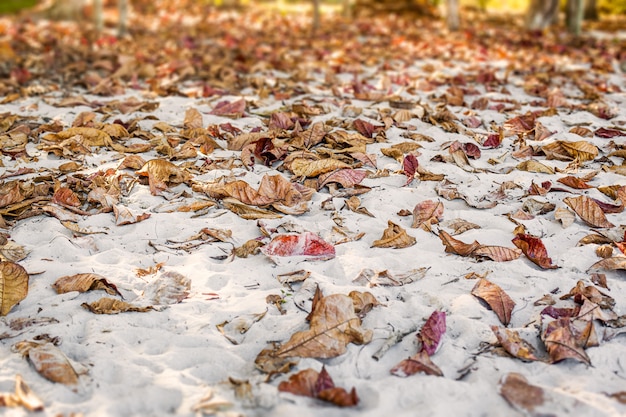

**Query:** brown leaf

left=113, top=204, right=151, bottom=226
left=44, top=127, right=111, bottom=147
left=560, top=280, right=615, bottom=310
left=52, top=187, right=81, bottom=208
left=348, top=290, right=379, bottom=317
left=222, top=198, right=282, bottom=220
left=557, top=176, right=592, bottom=189
left=81, top=298, right=154, bottom=314
left=352, top=268, right=429, bottom=287
left=411, top=200, right=444, bottom=231
left=588, top=256, right=626, bottom=272
left=516, top=160, right=554, bottom=174
left=0, top=240, right=29, bottom=263
left=209, top=98, right=246, bottom=117
left=13, top=341, right=79, bottom=385
left=471, top=278, right=515, bottom=326
left=278, top=368, right=318, bottom=397
left=289, top=158, right=351, bottom=178
left=183, top=107, right=203, bottom=129
left=317, top=169, right=367, bottom=190
left=136, top=159, right=190, bottom=195
left=234, top=239, right=264, bottom=258
left=52, top=273, right=122, bottom=297
left=254, top=348, right=298, bottom=375
left=442, top=218, right=480, bottom=235
left=543, top=318, right=591, bottom=365
left=499, top=373, right=545, bottom=413
left=217, top=310, right=267, bottom=345
left=317, top=386, right=359, bottom=407
left=560, top=141, right=599, bottom=162
left=564, top=196, right=615, bottom=228
left=372, top=221, right=416, bottom=249
left=390, top=350, right=443, bottom=377
left=491, top=326, right=540, bottom=361
left=472, top=246, right=522, bottom=262
left=438, top=230, right=480, bottom=257
left=278, top=367, right=359, bottom=407
left=143, top=271, right=191, bottom=305
left=0, top=261, right=29, bottom=316
left=512, top=234, right=558, bottom=269
left=276, top=294, right=373, bottom=358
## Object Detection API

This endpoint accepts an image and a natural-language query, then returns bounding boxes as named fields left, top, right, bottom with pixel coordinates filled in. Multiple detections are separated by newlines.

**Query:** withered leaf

left=317, top=169, right=367, bottom=190
left=0, top=261, right=29, bottom=316
left=234, top=239, right=264, bottom=258
left=419, top=311, right=446, bottom=356
left=564, top=196, right=615, bottom=228
left=210, top=98, right=246, bottom=117
left=471, top=278, right=515, bottom=326
left=289, top=158, right=351, bottom=178
left=557, top=176, right=592, bottom=189
left=491, top=326, right=540, bottom=361
left=262, top=232, right=335, bottom=261
left=183, top=107, right=203, bottom=129
left=390, top=350, right=443, bottom=377
left=499, top=373, right=545, bottom=413
left=278, top=366, right=359, bottom=407
left=143, top=271, right=191, bottom=305
left=217, top=310, right=267, bottom=345
left=0, top=375, right=44, bottom=411
left=411, top=200, right=444, bottom=231
left=136, top=159, right=190, bottom=195
left=512, top=234, right=558, bottom=269
left=559, top=140, right=599, bottom=162
left=52, top=273, right=122, bottom=297
left=81, top=298, right=154, bottom=314
left=554, top=207, right=576, bottom=228
left=113, top=204, right=151, bottom=226
left=516, top=160, right=554, bottom=174
left=13, top=341, right=79, bottom=385
left=403, top=154, right=419, bottom=185
left=254, top=348, right=298, bottom=375
left=438, top=230, right=480, bottom=257
left=543, top=318, right=591, bottom=365
left=442, top=218, right=480, bottom=235
left=222, top=198, right=282, bottom=220
left=372, top=221, right=416, bottom=249
left=52, top=187, right=81, bottom=208
left=44, top=127, right=111, bottom=147
left=348, top=290, right=379, bottom=317
left=0, top=240, right=30, bottom=262
left=276, top=294, right=373, bottom=358
left=472, top=246, right=522, bottom=262
left=352, top=267, right=428, bottom=287
left=560, top=280, right=615, bottom=310
left=588, top=256, right=626, bottom=272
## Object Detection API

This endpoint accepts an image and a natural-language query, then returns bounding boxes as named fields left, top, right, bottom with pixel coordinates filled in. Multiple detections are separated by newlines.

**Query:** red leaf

left=209, top=98, right=246, bottom=116
left=543, top=318, right=591, bottom=365
left=540, top=306, right=580, bottom=319
left=353, top=119, right=379, bottom=138
left=462, top=143, right=481, bottom=159
left=403, top=154, right=419, bottom=185
left=594, top=127, right=624, bottom=138
left=390, top=350, right=443, bottom=377
left=471, top=278, right=516, bottom=326
left=418, top=311, right=446, bottom=356
left=512, top=234, right=558, bottom=269
left=483, top=132, right=503, bottom=148
left=314, top=366, right=335, bottom=395
left=262, top=232, right=335, bottom=261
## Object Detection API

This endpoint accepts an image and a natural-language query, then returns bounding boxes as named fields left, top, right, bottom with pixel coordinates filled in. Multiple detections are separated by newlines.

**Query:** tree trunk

left=312, top=0, right=320, bottom=33
left=525, top=0, right=558, bottom=30
left=566, top=0, right=584, bottom=35
left=446, top=0, right=459, bottom=31
left=584, top=0, right=598, bottom=20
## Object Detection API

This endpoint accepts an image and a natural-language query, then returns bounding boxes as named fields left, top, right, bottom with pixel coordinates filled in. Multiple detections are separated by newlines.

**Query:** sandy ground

left=1, top=11, right=626, bottom=417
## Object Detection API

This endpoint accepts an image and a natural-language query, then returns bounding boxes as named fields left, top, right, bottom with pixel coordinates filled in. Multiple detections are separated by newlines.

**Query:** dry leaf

left=438, top=230, right=480, bottom=257
left=372, top=221, right=416, bottom=249
left=44, top=127, right=111, bottom=146
left=390, top=350, right=443, bottom=377
left=348, top=290, right=379, bottom=317
left=12, top=341, right=79, bottom=385
left=278, top=366, right=359, bottom=407
left=411, top=200, right=444, bottom=231
left=588, top=256, right=626, bottom=272
left=318, top=169, right=367, bottom=190
left=262, top=232, right=335, bottom=261
left=564, top=196, right=615, bottom=228
left=0, top=261, right=29, bottom=316
left=418, top=311, right=446, bottom=356
left=499, top=373, right=545, bottom=413
left=0, top=240, right=30, bottom=262
left=472, top=246, right=522, bottom=262
left=512, top=234, right=558, bottom=269
left=543, top=318, right=591, bottom=365
left=52, top=273, right=122, bottom=297
left=217, top=310, right=267, bottom=345
left=81, top=298, right=154, bottom=314
left=143, top=271, right=191, bottom=305
left=276, top=294, right=372, bottom=358
left=113, top=204, right=151, bottom=226
left=516, top=160, right=554, bottom=174
left=183, top=107, right=203, bottom=129
left=554, top=207, right=575, bottom=228
left=352, top=267, right=428, bottom=287
left=557, top=176, right=592, bottom=189
left=289, top=158, right=351, bottom=178
left=559, top=140, right=598, bottom=162
left=442, top=218, right=481, bottom=235
left=491, top=326, right=540, bottom=361
left=136, top=159, right=190, bottom=195
left=471, top=278, right=515, bottom=326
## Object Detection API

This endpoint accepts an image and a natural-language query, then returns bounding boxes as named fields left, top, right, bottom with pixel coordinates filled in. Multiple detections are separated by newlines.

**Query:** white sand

left=1, top=15, right=626, bottom=417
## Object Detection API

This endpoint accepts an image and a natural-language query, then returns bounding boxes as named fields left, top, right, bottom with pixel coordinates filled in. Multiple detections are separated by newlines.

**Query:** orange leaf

left=512, top=234, right=558, bottom=269
left=564, top=196, right=615, bottom=228
left=52, top=273, right=122, bottom=297
left=390, top=350, right=443, bottom=377
left=438, top=230, right=480, bottom=257
left=471, top=278, right=515, bottom=325
left=372, top=221, right=416, bottom=249
left=542, top=318, right=591, bottom=365
left=491, top=326, right=540, bottom=361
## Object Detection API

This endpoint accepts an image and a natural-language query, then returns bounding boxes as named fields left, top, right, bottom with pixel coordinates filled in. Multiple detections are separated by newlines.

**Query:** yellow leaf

left=516, top=160, right=555, bottom=174
left=289, top=158, right=351, bottom=178
left=44, top=127, right=111, bottom=146
left=0, top=261, right=29, bottom=316
left=560, top=140, right=598, bottom=162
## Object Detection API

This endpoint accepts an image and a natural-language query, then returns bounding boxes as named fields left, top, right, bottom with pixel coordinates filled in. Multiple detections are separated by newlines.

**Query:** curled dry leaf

left=318, top=169, right=367, bottom=190
left=183, top=107, right=203, bottom=129
left=390, top=350, right=443, bottom=377
left=491, top=326, right=540, bottom=361
left=81, top=298, right=154, bottom=314
left=136, top=159, right=190, bottom=195
left=352, top=267, right=429, bottom=287
left=559, top=140, right=599, bottom=162
left=52, top=273, right=122, bottom=297
left=372, top=221, right=416, bottom=249
left=403, top=154, right=419, bottom=185
left=12, top=341, right=79, bottom=385
left=554, top=207, right=576, bottom=228
left=499, top=373, right=545, bottom=414
left=217, top=310, right=267, bottom=345
left=512, top=234, right=558, bottom=269
left=0, top=375, right=44, bottom=411
left=438, top=230, right=480, bottom=257
left=113, top=204, right=151, bottom=226
left=516, top=160, right=555, bottom=174
left=472, top=246, right=522, bottom=262
left=412, top=200, right=444, bottom=231
left=588, top=256, right=626, bottom=272
left=418, top=311, right=446, bottom=356
left=0, top=261, right=29, bottom=316
left=471, top=278, right=515, bottom=326
left=543, top=318, right=591, bottom=365
left=143, top=271, right=191, bottom=305
left=262, top=232, right=335, bottom=261
left=0, top=240, right=30, bottom=262
left=289, top=158, right=351, bottom=178
left=348, top=290, right=379, bottom=317
left=442, top=218, right=480, bottom=235
left=278, top=366, right=359, bottom=407
left=276, top=294, right=373, bottom=358
left=564, top=196, right=615, bottom=228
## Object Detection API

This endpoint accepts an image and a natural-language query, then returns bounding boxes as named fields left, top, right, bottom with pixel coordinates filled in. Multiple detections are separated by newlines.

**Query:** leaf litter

left=0, top=3, right=626, bottom=417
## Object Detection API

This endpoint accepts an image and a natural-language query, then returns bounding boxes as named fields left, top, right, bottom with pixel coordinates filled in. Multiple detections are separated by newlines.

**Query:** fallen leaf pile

left=1, top=2, right=625, bottom=416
